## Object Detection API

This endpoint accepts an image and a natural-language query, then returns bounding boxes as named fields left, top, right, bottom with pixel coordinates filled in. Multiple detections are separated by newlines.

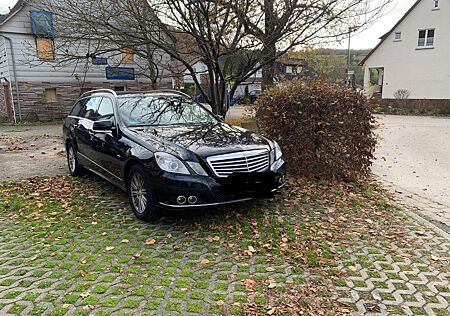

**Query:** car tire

left=127, top=164, right=160, bottom=222
left=67, top=143, right=85, bottom=176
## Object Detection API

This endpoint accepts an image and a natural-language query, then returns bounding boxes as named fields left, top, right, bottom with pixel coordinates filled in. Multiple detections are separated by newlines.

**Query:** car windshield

left=118, top=95, right=218, bottom=127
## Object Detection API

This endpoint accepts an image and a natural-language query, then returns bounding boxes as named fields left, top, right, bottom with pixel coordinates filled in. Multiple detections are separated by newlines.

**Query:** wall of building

left=0, top=36, right=10, bottom=81
left=363, top=0, right=450, bottom=99
left=0, top=3, right=172, bottom=120
left=378, top=98, right=450, bottom=114
left=11, top=80, right=171, bottom=121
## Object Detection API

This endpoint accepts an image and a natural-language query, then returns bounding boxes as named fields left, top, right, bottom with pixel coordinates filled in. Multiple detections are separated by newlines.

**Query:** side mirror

left=93, top=120, right=115, bottom=131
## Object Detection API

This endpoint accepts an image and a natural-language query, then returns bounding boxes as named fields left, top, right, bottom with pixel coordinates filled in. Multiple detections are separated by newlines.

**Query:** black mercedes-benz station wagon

left=63, top=89, right=286, bottom=221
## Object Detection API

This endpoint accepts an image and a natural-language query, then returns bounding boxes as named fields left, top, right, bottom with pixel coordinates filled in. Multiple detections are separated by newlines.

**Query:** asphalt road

left=373, top=115, right=450, bottom=230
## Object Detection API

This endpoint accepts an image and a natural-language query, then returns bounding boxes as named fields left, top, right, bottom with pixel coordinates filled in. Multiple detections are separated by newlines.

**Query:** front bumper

left=153, top=160, right=286, bottom=209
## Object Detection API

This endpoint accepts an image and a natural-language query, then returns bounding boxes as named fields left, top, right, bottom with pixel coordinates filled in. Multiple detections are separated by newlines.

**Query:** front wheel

left=127, top=165, right=160, bottom=221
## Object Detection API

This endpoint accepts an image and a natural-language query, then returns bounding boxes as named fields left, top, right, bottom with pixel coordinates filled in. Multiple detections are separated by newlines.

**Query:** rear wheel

left=67, top=143, right=84, bottom=176
left=127, top=165, right=160, bottom=221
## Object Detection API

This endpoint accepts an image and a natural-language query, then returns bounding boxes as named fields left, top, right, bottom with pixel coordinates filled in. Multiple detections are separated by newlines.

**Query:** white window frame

left=417, top=29, right=435, bottom=48
left=394, top=31, right=402, bottom=41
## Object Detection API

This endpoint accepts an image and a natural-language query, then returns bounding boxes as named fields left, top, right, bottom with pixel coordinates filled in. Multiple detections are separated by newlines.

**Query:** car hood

left=130, top=123, right=270, bottom=158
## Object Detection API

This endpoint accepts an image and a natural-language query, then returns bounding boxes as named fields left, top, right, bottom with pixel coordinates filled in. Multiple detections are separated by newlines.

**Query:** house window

left=30, top=11, right=53, bottom=38
left=394, top=32, right=402, bottom=41
left=286, top=66, right=293, bottom=74
left=433, top=0, right=439, bottom=9
left=122, top=49, right=134, bottom=63
left=418, top=29, right=435, bottom=47
left=36, top=38, right=55, bottom=60
left=44, top=88, right=57, bottom=102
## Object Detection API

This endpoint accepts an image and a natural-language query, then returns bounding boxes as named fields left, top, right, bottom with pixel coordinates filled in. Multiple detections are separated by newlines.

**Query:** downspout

left=1, top=35, right=22, bottom=120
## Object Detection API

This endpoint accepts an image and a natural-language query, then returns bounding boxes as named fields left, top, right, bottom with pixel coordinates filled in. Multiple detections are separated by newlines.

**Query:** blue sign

left=106, top=67, right=135, bottom=80
left=92, top=56, right=108, bottom=65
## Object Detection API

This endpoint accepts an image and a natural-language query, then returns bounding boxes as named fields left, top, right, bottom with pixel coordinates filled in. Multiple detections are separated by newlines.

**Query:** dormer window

left=433, top=0, right=439, bottom=9
left=394, top=32, right=402, bottom=41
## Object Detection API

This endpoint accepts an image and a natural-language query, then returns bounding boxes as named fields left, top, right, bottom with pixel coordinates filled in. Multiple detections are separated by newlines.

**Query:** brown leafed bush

left=254, top=80, right=376, bottom=180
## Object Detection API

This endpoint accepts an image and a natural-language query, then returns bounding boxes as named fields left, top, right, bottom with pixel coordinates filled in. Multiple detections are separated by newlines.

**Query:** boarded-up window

left=122, top=49, right=134, bottom=63
left=44, top=88, right=57, bottom=102
left=36, top=38, right=55, bottom=60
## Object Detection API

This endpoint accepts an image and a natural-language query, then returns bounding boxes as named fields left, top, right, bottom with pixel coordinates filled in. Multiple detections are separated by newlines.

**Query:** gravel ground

left=0, top=124, right=66, bottom=181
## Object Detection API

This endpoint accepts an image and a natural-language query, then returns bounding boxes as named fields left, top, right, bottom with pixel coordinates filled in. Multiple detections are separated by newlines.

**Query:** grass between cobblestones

left=0, top=175, right=449, bottom=315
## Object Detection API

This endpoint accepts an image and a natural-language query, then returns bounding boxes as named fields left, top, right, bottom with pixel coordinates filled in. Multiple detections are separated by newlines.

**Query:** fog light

left=188, top=196, right=197, bottom=204
left=176, top=196, right=186, bottom=204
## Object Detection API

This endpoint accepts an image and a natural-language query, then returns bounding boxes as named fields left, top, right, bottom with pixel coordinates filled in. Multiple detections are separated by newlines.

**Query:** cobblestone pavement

left=0, top=176, right=449, bottom=315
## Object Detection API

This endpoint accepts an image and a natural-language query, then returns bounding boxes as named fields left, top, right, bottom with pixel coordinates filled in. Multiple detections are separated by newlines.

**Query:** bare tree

left=225, top=0, right=391, bottom=88
left=32, top=0, right=391, bottom=115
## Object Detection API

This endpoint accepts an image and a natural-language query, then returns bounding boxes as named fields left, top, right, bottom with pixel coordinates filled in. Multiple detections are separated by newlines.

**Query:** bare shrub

left=393, top=89, right=411, bottom=99
left=254, top=80, right=376, bottom=180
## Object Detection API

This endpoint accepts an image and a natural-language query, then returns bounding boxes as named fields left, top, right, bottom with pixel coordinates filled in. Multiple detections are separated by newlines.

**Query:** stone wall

left=11, top=81, right=172, bottom=121
left=377, top=99, right=450, bottom=115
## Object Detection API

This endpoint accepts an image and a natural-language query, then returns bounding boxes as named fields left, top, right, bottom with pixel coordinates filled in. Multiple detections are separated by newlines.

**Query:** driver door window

left=79, top=97, right=101, bottom=120
left=96, top=97, right=115, bottom=121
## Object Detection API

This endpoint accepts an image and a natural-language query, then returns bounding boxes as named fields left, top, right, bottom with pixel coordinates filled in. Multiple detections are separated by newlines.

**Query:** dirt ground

left=0, top=123, right=66, bottom=181
left=373, top=114, right=450, bottom=231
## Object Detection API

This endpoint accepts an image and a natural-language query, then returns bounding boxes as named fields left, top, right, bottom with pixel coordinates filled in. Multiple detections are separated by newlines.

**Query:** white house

left=361, top=0, right=450, bottom=101
left=0, top=0, right=171, bottom=121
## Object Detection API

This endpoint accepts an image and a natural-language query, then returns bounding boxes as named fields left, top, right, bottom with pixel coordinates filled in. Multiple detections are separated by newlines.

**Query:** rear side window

left=69, top=99, right=87, bottom=117
left=79, top=97, right=101, bottom=120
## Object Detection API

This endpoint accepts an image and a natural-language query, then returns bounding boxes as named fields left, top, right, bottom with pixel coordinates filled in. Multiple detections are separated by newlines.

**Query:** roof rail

left=116, top=89, right=191, bottom=98
left=154, top=89, right=191, bottom=98
left=80, top=89, right=191, bottom=99
left=81, top=89, right=118, bottom=98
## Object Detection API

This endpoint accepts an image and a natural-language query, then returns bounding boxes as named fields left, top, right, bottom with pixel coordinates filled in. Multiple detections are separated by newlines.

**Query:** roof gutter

left=1, top=35, right=22, bottom=120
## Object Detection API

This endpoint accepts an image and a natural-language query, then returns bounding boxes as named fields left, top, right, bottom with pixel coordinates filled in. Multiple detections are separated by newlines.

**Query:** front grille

left=206, top=149, right=270, bottom=178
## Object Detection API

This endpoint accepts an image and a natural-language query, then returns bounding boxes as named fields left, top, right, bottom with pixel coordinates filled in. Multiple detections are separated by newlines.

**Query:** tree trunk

left=261, top=0, right=276, bottom=90
left=261, top=42, right=276, bottom=89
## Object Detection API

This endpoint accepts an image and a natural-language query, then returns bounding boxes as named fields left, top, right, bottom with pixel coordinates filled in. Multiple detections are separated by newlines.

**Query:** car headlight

left=273, top=141, right=283, bottom=161
left=154, top=152, right=190, bottom=175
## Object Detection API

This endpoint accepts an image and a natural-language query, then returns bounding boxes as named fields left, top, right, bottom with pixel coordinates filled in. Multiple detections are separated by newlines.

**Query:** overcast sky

left=1, top=0, right=417, bottom=49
